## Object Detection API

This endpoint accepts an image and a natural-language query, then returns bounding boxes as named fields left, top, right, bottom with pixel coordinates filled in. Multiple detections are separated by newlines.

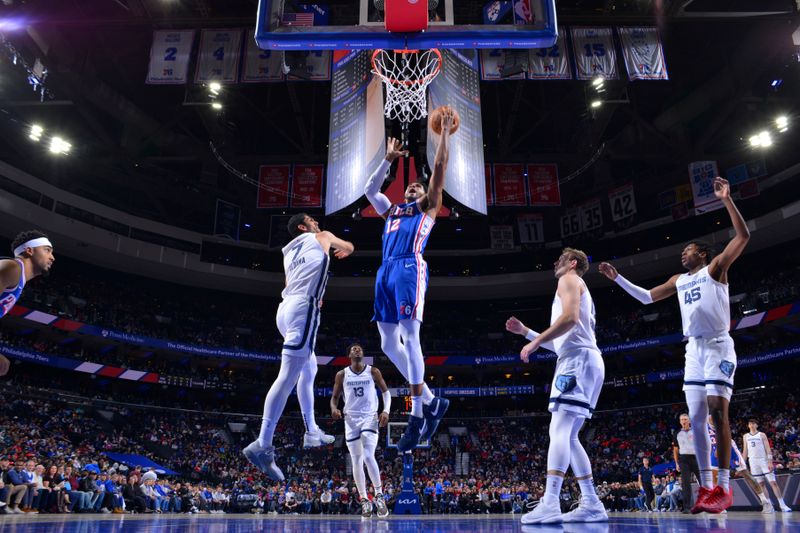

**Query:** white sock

left=700, top=470, right=714, bottom=489
left=758, top=491, right=769, bottom=505
left=364, top=453, right=382, bottom=496
left=258, top=355, right=306, bottom=447
left=578, top=477, right=598, bottom=499
left=718, top=469, right=729, bottom=490
left=351, top=454, right=368, bottom=500
left=411, top=396, right=423, bottom=418
left=298, top=354, right=320, bottom=434
left=421, top=388, right=434, bottom=405
left=543, top=475, right=563, bottom=506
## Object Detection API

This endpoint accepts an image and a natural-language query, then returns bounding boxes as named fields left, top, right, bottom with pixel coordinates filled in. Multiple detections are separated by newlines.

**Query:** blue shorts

left=373, top=255, right=428, bottom=323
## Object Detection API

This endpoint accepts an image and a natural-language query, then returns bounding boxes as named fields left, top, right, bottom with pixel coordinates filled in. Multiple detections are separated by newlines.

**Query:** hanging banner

left=290, top=164, right=324, bottom=208
left=493, top=164, right=527, bottom=206
left=484, top=1, right=514, bottom=24
left=194, top=29, right=243, bottom=84
left=657, top=184, right=692, bottom=210
left=618, top=27, right=669, bottom=81
left=257, top=165, right=291, bottom=209
left=688, top=161, right=724, bottom=214
left=287, top=51, right=332, bottom=81
left=560, top=207, right=583, bottom=238
left=513, top=0, right=534, bottom=24
left=213, top=199, right=241, bottom=240
left=485, top=164, right=494, bottom=206
left=608, top=183, right=637, bottom=221
left=527, top=164, right=561, bottom=206
left=528, top=27, right=572, bottom=80
left=517, top=214, right=544, bottom=244
left=580, top=198, right=604, bottom=233
left=490, top=225, right=515, bottom=250
left=242, top=29, right=284, bottom=82
left=570, top=27, right=618, bottom=80
left=480, top=49, right=527, bottom=81
left=146, top=30, right=194, bottom=85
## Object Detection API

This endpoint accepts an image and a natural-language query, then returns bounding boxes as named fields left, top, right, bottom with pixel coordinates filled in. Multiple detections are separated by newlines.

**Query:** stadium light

left=29, top=124, right=43, bottom=141
left=776, top=115, right=789, bottom=132
left=209, top=82, right=222, bottom=96
left=211, top=102, right=223, bottom=110
left=590, top=100, right=602, bottom=108
left=750, top=131, right=772, bottom=148
left=592, top=77, right=604, bottom=88
left=48, top=136, right=71, bottom=155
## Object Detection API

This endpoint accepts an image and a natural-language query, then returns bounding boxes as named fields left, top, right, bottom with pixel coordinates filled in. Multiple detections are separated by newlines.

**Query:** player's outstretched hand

left=598, top=262, right=618, bottom=281
left=505, top=316, right=526, bottom=336
left=385, top=137, right=408, bottom=163
left=379, top=412, right=389, bottom=428
left=331, top=408, right=343, bottom=420
left=713, top=176, right=730, bottom=201
left=0, top=355, right=9, bottom=376
left=333, top=247, right=353, bottom=260
left=440, top=106, right=455, bottom=132
left=520, top=340, right=539, bottom=363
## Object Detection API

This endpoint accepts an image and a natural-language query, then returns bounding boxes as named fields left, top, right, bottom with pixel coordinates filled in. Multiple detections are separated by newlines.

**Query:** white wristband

left=524, top=328, right=538, bottom=341
left=614, top=274, right=654, bottom=305
left=381, top=390, right=391, bottom=414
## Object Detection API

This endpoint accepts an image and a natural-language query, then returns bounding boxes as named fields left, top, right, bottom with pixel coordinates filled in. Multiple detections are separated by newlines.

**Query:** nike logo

left=429, top=402, right=440, bottom=417
left=419, top=421, right=427, bottom=436
left=404, top=263, right=414, bottom=268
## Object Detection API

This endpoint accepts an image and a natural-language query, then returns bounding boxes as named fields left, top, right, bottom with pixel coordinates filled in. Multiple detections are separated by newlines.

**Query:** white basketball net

left=372, top=49, right=442, bottom=124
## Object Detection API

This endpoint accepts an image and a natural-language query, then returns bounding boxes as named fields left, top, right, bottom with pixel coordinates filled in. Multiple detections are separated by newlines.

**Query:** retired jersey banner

left=257, top=165, right=291, bottom=209
left=527, top=164, right=561, bottom=206
left=689, top=161, right=724, bottom=214
left=618, top=27, right=668, bottom=81
left=288, top=51, right=332, bottom=81
left=290, top=164, right=323, bottom=208
left=570, top=27, right=618, bottom=80
left=528, top=28, right=572, bottom=80
left=242, top=29, right=284, bottom=82
left=146, top=30, right=194, bottom=84
left=579, top=198, right=604, bottom=233
left=480, top=49, right=526, bottom=81
left=493, top=164, right=527, bottom=206
left=517, top=214, right=544, bottom=244
left=485, top=164, right=494, bottom=206
left=195, top=29, right=243, bottom=84
left=608, top=183, right=637, bottom=221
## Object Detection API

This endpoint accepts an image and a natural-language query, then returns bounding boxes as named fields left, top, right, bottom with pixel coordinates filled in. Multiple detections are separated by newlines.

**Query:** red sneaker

left=690, top=487, right=713, bottom=514
left=703, top=486, right=733, bottom=514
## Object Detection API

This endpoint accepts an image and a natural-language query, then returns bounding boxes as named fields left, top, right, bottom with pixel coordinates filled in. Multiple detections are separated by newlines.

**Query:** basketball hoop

left=371, top=48, right=442, bottom=124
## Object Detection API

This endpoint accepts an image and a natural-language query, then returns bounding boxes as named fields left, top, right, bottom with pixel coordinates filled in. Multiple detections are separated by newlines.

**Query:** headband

left=13, top=237, right=53, bottom=257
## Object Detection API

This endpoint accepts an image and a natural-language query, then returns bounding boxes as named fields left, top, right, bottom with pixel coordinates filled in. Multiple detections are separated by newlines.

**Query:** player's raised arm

left=0, top=259, right=21, bottom=290
left=330, top=370, right=345, bottom=420
left=422, top=107, right=453, bottom=217
left=598, top=262, right=679, bottom=304
left=365, top=137, right=407, bottom=220
left=371, top=367, right=391, bottom=427
left=316, top=231, right=354, bottom=260
left=708, top=177, right=750, bottom=282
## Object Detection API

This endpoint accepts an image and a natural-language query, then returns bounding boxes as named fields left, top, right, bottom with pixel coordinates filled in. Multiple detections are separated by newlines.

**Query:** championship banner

left=570, top=27, right=618, bottom=80
left=688, top=161, right=724, bottom=214
left=242, top=29, right=284, bottom=82
left=527, top=164, right=561, bottom=206
left=493, top=164, right=527, bottom=206
left=146, top=30, right=194, bottom=85
left=579, top=198, right=604, bottom=233
left=528, top=27, right=572, bottom=80
left=617, top=27, right=669, bottom=81
left=194, top=29, right=243, bottom=84
left=608, top=183, right=637, bottom=221
left=290, top=164, right=323, bottom=208
left=256, top=165, right=291, bottom=209
left=480, top=49, right=526, bottom=81
left=485, top=164, right=494, bottom=206
left=517, top=214, right=544, bottom=244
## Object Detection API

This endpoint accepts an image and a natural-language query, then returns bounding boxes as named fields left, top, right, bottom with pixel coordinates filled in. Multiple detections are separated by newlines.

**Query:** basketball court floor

left=0, top=513, right=797, bottom=533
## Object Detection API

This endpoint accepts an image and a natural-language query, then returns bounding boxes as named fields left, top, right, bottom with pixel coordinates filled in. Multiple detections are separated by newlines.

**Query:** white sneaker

left=562, top=496, right=608, bottom=523
left=243, top=440, right=285, bottom=481
left=303, top=430, right=335, bottom=448
left=374, top=494, right=389, bottom=518
left=780, top=504, right=792, bottom=513
left=762, top=502, right=775, bottom=514
left=361, top=499, right=373, bottom=519
left=521, top=500, right=563, bottom=525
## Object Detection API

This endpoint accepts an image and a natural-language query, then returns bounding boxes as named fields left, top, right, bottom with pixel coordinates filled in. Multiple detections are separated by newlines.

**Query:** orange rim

left=371, top=48, right=442, bottom=87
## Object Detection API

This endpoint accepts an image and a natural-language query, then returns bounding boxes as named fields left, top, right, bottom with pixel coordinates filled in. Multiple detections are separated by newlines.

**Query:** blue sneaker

left=243, top=441, right=285, bottom=481
left=396, top=415, right=424, bottom=452
left=420, top=397, right=450, bottom=442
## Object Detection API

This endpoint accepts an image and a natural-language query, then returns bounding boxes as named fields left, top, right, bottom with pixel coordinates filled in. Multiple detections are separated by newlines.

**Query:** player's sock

left=700, top=470, right=714, bottom=489
left=350, top=453, right=368, bottom=500
left=258, top=355, right=306, bottom=447
left=297, top=353, right=321, bottom=434
left=718, top=469, right=730, bottom=491
left=578, top=477, right=598, bottom=499
left=686, top=390, right=714, bottom=489
left=421, top=388, right=434, bottom=405
left=758, top=492, right=769, bottom=505
left=364, top=454, right=382, bottom=495
left=543, top=475, right=563, bottom=506
left=411, top=396, right=423, bottom=418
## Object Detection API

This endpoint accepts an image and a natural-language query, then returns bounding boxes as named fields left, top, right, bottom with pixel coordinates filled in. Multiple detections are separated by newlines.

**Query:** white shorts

left=749, top=458, right=776, bottom=481
left=682, top=335, right=736, bottom=400
left=345, top=412, right=379, bottom=454
left=548, top=349, right=605, bottom=419
left=276, top=295, right=320, bottom=358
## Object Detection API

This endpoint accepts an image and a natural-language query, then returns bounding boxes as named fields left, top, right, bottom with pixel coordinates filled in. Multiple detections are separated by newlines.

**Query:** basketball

left=429, top=105, right=460, bottom=135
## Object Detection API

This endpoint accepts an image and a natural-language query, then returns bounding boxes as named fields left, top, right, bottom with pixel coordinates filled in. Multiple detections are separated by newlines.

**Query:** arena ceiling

left=0, top=0, right=797, bottom=236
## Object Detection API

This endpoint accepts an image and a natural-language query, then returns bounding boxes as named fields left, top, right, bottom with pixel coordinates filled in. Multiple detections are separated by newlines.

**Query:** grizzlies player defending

left=330, top=343, right=391, bottom=519
left=506, top=248, right=607, bottom=524
left=0, top=230, right=56, bottom=376
left=363, top=108, right=455, bottom=451
left=244, top=214, right=354, bottom=481
left=599, top=177, right=749, bottom=513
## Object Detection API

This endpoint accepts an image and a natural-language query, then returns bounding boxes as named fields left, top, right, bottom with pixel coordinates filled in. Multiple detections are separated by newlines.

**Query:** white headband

left=14, top=237, right=53, bottom=257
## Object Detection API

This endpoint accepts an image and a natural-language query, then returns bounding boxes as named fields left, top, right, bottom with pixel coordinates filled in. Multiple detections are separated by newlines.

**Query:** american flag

left=281, top=12, right=315, bottom=26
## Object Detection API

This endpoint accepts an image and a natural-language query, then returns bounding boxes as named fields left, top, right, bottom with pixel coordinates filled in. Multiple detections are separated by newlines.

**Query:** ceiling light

left=49, top=136, right=71, bottom=155
left=592, top=77, right=604, bottom=87
left=209, top=82, right=221, bottom=95
left=776, top=115, right=788, bottom=132
left=590, top=100, right=602, bottom=108
left=211, top=102, right=222, bottom=110
left=29, top=124, right=43, bottom=141
left=758, top=131, right=772, bottom=147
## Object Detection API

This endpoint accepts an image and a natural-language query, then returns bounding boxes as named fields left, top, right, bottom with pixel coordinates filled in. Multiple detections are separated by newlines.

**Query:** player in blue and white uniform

left=363, top=108, right=456, bottom=452
left=600, top=177, right=749, bottom=514
left=330, top=343, right=391, bottom=519
left=0, top=230, right=56, bottom=376
left=742, top=419, right=792, bottom=512
left=244, top=214, right=354, bottom=481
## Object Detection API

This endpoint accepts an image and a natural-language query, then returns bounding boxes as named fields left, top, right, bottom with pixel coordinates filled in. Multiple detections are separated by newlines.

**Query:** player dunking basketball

left=330, top=343, right=391, bottom=519
left=244, top=214, right=354, bottom=481
left=506, top=248, right=607, bottom=524
left=0, top=230, right=56, bottom=376
left=599, top=177, right=749, bottom=514
left=363, top=108, right=455, bottom=452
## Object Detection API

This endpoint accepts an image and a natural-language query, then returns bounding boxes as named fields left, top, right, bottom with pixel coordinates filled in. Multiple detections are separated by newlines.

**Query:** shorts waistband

left=383, top=253, right=422, bottom=262
left=688, top=333, right=730, bottom=341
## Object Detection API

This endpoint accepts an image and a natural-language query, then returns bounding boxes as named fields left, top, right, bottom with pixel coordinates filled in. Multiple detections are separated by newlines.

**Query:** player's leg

left=376, top=321, right=435, bottom=402
left=741, top=469, right=773, bottom=512
left=362, top=428, right=389, bottom=517
left=703, top=336, right=736, bottom=511
left=683, top=340, right=715, bottom=513
left=765, top=469, right=791, bottom=511
left=297, top=352, right=334, bottom=447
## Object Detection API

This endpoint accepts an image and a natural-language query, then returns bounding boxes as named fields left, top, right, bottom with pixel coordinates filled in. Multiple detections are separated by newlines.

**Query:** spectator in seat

left=1, top=457, right=28, bottom=514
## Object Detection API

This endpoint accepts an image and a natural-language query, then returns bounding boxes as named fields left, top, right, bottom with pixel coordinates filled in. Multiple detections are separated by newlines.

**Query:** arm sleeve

left=614, top=274, right=654, bottom=304
left=381, top=390, right=391, bottom=414
left=364, top=159, right=392, bottom=215
left=524, top=328, right=557, bottom=353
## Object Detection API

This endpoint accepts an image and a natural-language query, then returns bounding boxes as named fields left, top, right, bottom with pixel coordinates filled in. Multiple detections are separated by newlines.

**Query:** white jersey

left=343, top=365, right=378, bottom=416
left=550, top=277, right=599, bottom=356
left=281, top=233, right=330, bottom=301
left=676, top=265, right=730, bottom=338
left=745, top=432, right=768, bottom=461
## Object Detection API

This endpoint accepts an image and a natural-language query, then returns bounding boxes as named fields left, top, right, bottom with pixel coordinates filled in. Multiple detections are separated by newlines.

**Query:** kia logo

left=398, top=498, right=416, bottom=504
